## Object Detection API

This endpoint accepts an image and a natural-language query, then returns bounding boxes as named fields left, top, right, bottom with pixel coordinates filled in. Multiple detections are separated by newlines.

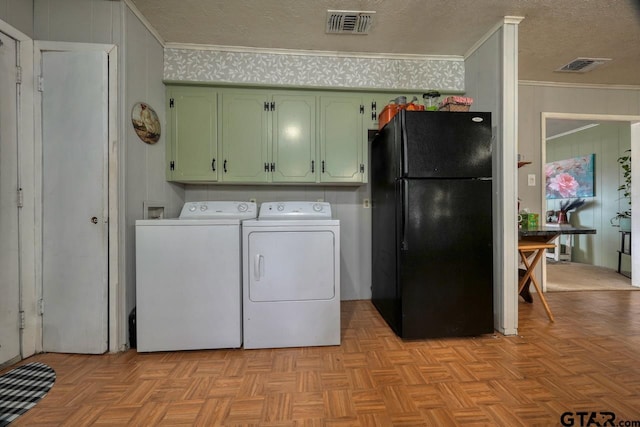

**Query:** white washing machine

left=135, top=201, right=256, bottom=352
left=242, top=201, right=340, bottom=349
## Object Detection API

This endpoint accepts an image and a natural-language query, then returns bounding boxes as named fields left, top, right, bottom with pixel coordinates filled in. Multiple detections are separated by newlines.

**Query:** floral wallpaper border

left=164, top=48, right=465, bottom=92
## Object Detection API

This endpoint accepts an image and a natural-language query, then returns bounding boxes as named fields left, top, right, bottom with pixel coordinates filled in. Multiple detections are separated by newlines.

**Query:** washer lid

left=179, top=201, right=257, bottom=219
left=258, top=201, right=332, bottom=220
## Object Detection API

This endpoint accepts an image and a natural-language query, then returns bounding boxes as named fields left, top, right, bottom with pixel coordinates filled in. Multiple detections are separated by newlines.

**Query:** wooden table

left=518, top=225, right=597, bottom=321
left=518, top=240, right=558, bottom=321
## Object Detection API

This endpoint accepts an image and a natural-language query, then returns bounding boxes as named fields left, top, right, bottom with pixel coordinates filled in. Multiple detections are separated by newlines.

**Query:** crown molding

left=465, top=16, right=524, bottom=59
left=520, top=80, right=640, bottom=90
left=122, top=0, right=165, bottom=46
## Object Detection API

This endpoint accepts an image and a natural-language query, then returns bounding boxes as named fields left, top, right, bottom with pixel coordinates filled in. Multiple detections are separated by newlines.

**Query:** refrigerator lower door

left=399, top=178, right=493, bottom=339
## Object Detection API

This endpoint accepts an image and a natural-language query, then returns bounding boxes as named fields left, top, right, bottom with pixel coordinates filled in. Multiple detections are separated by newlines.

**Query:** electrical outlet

left=528, top=174, right=536, bottom=186
left=249, top=198, right=256, bottom=204
left=363, top=198, right=370, bottom=208
left=317, top=198, right=324, bottom=202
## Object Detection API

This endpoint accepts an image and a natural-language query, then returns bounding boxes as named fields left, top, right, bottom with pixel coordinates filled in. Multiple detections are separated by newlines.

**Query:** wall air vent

left=556, top=57, right=612, bottom=73
left=326, top=10, right=375, bottom=34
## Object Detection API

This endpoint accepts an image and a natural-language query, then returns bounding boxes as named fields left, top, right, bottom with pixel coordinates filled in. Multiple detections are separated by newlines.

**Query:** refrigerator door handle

left=401, top=110, right=409, bottom=176
left=401, top=180, right=409, bottom=251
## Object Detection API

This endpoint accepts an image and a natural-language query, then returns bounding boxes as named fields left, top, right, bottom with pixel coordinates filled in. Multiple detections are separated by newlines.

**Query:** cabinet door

left=167, top=86, right=218, bottom=181
left=319, top=95, right=364, bottom=183
left=272, top=94, right=316, bottom=183
left=220, top=91, right=270, bottom=183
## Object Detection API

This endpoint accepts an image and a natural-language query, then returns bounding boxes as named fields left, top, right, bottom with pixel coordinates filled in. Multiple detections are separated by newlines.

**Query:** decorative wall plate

left=131, top=102, right=161, bottom=144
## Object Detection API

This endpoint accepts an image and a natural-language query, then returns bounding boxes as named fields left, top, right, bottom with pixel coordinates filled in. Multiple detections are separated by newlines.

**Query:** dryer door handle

left=254, top=254, right=264, bottom=281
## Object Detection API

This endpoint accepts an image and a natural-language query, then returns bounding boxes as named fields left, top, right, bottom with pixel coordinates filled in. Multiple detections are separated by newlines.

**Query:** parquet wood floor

left=5, top=291, right=640, bottom=426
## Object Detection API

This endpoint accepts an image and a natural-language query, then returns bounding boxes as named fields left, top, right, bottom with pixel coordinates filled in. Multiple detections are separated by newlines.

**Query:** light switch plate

left=528, top=174, right=536, bottom=186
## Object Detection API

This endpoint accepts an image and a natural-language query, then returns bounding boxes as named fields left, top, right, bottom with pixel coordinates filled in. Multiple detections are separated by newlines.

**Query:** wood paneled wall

left=546, top=123, right=631, bottom=269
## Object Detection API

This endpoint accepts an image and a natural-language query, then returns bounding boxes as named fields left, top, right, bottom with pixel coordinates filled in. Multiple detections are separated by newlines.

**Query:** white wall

left=34, top=0, right=121, bottom=43
left=518, top=84, right=640, bottom=211
left=0, top=0, right=33, bottom=37
left=519, top=84, right=640, bottom=286
left=123, top=6, right=184, bottom=330
left=546, top=123, right=630, bottom=270
left=465, top=18, right=521, bottom=335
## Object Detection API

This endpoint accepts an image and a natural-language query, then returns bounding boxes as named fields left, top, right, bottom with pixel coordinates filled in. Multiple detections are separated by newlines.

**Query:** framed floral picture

left=545, top=154, right=595, bottom=199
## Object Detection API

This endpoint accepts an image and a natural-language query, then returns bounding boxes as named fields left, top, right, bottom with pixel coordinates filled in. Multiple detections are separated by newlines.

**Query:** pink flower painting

left=545, top=154, right=595, bottom=200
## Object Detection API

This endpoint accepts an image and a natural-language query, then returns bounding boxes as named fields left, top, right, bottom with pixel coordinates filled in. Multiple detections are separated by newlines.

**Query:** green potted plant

left=611, top=149, right=631, bottom=231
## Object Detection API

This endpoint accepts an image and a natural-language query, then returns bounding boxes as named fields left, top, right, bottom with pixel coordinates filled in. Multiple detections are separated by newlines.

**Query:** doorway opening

left=540, top=113, right=640, bottom=290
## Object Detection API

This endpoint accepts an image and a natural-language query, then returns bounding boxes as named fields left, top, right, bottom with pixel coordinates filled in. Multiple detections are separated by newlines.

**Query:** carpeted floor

left=546, top=261, right=637, bottom=292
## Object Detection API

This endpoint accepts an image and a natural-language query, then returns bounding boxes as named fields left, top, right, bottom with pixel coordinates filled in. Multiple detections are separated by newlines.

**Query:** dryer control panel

left=258, top=201, right=332, bottom=220
left=179, top=201, right=257, bottom=219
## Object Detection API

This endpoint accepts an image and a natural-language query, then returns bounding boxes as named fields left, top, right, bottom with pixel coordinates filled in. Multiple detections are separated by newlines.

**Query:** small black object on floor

left=519, top=268, right=533, bottom=303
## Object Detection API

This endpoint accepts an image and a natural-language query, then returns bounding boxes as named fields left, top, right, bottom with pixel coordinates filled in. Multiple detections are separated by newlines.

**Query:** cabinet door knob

left=211, top=158, right=216, bottom=172
left=322, top=160, right=325, bottom=173
left=311, top=160, right=315, bottom=173
left=224, top=160, right=228, bottom=173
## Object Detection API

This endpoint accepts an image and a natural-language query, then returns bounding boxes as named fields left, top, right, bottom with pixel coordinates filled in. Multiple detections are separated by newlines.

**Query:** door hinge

left=19, top=311, right=25, bottom=330
left=360, top=105, right=364, bottom=114
left=360, top=163, right=365, bottom=173
left=170, top=161, right=175, bottom=171
left=38, top=299, right=44, bottom=315
left=37, top=76, right=44, bottom=92
left=169, top=98, right=175, bottom=108
left=270, top=102, right=275, bottom=111
left=264, top=101, right=269, bottom=111
left=16, top=66, right=22, bottom=84
left=17, top=188, right=23, bottom=208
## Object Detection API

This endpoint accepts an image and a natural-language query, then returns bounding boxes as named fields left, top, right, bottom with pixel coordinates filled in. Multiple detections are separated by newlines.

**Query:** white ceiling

left=130, top=0, right=640, bottom=86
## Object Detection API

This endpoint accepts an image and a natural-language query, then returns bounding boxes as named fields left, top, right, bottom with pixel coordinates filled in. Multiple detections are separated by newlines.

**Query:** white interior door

left=41, top=50, right=108, bottom=354
left=0, top=32, right=21, bottom=365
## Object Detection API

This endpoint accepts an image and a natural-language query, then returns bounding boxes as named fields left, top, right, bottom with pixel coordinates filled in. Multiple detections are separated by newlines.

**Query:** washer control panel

left=179, top=201, right=257, bottom=219
left=258, top=201, right=332, bottom=220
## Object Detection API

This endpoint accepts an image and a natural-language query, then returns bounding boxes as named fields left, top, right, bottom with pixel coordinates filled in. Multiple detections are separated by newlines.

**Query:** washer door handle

left=254, top=254, right=264, bottom=281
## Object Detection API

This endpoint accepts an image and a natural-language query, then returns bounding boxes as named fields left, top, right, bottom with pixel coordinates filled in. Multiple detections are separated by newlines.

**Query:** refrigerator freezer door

left=399, top=178, right=494, bottom=339
left=399, top=111, right=492, bottom=179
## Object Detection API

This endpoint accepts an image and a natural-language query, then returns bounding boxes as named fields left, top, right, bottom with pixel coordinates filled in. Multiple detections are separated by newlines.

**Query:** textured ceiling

left=130, top=0, right=640, bottom=86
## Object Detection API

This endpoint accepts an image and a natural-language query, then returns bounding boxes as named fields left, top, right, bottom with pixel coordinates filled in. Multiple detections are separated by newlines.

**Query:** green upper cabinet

left=165, top=84, right=381, bottom=185
left=320, top=95, right=364, bottom=183
left=220, top=91, right=270, bottom=183
left=272, top=94, right=316, bottom=183
left=166, top=86, right=218, bottom=182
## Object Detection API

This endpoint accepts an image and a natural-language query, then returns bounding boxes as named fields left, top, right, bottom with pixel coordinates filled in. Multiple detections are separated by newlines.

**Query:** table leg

left=519, top=249, right=555, bottom=322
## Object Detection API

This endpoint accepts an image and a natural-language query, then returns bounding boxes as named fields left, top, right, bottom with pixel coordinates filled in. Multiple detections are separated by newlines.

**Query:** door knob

left=91, top=217, right=98, bottom=224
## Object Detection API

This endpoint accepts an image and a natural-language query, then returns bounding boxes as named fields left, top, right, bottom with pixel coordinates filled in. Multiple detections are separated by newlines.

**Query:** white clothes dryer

left=242, top=201, right=340, bottom=349
left=135, top=201, right=256, bottom=352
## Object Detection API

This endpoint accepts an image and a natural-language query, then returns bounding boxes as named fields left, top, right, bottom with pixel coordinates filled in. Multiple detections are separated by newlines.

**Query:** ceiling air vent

left=326, top=10, right=375, bottom=34
left=556, top=57, right=612, bottom=73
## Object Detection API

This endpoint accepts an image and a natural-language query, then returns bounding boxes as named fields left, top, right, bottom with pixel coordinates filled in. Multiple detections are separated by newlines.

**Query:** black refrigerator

left=371, top=110, right=494, bottom=339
